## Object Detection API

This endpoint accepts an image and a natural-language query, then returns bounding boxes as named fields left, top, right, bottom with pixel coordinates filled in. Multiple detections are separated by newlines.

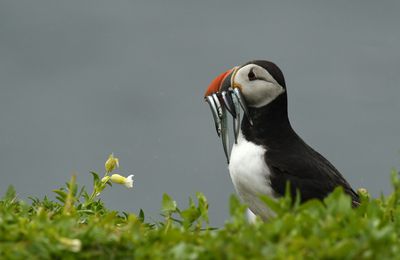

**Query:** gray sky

left=1, top=0, right=399, bottom=226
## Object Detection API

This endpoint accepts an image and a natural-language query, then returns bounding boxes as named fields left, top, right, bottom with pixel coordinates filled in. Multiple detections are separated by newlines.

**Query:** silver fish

left=233, top=88, right=253, bottom=126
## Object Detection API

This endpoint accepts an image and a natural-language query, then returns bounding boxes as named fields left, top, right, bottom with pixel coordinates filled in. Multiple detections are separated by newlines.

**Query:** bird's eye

left=248, top=69, right=257, bottom=81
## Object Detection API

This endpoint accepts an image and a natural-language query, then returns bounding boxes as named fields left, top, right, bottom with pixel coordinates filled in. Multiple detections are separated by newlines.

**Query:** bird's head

left=205, top=60, right=286, bottom=109
left=203, top=60, right=287, bottom=162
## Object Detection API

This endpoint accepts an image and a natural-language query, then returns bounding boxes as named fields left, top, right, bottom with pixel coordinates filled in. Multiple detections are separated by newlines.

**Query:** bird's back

left=266, top=134, right=360, bottom=206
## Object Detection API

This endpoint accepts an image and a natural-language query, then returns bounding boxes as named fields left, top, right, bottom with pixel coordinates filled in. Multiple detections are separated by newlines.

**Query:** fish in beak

left=204, top=66, right=253, bottom=163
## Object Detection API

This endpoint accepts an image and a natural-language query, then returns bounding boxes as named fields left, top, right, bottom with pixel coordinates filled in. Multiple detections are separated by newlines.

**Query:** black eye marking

left=248, top=68, right=257, bottom=81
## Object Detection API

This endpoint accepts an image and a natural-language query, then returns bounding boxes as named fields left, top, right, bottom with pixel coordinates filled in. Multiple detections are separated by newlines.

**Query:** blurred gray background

left=1, top=0, right=399, bottom=226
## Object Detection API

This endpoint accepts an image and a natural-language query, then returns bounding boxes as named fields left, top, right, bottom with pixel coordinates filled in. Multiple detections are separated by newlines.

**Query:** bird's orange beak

left=204, top=68, right=235, bottom=98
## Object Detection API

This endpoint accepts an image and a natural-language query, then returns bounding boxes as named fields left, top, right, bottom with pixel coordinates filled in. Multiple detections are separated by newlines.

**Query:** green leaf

left=229, top=194, right=247, bottom=218
left=196, top=192, right=209, bottom=224
left=3, top=185, right=16, bottom=200
left=90, top=171, right=100, bottom=185
left=259, top=194, right=283, bottom=215
left=53, top=189, right=67, bottom=203
left=162, top=193, right=177, bottom=213
left=139, top=209, right=145, bottom=222
left=180, top=207, right=200, bottom=227
left=391, top=168, right=400, bottom=190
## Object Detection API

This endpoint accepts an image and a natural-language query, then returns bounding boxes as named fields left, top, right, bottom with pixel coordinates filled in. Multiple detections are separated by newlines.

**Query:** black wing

left=266, top=142, right=360, bottom=207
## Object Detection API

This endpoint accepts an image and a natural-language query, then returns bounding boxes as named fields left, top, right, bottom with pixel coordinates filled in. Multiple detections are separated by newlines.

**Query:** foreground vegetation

left=1, top=155, right=400, bottom=259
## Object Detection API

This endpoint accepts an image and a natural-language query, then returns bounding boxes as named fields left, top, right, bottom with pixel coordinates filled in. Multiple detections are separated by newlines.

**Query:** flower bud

left=105, top=153, right=119, bottom=173
left=357, top=187, right=370, bottom=200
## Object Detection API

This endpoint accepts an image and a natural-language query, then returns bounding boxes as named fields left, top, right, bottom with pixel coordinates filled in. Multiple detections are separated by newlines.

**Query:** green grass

left=1, top=155, right=400, bottom=259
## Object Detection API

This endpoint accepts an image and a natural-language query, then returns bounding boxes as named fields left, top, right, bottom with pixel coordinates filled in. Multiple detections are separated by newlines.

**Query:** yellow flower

left=105, top=153, right=119, bottom=173
left=110, top=174, right=134, bottom=188
left=59, top=237, right=82, bottom=252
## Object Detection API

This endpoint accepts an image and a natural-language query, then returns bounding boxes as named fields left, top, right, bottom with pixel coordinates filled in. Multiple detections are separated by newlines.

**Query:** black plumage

left=241, top=60, right=360, bottom=206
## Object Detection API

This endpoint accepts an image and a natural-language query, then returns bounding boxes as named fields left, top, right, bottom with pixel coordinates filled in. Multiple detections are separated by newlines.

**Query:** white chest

left=228, top=133, right=276, bottom=220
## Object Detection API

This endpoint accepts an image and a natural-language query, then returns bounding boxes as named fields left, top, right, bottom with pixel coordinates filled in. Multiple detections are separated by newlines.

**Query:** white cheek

left=239, top=81, right=284, bottom=108
left=234, top=65, right=285, bottom=108
left=246, top=83, right=285, bottom=108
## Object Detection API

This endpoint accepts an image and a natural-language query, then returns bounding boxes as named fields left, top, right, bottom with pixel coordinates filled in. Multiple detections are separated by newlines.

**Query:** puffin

left=204, top=60, right=359, bottom=220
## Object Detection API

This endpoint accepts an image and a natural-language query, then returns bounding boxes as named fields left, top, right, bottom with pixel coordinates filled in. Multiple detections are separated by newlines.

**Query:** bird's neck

left=241, top=94, right=297, bottom=149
